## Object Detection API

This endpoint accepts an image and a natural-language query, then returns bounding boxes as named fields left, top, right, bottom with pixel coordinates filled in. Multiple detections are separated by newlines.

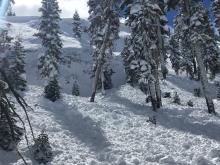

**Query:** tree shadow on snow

left=109, top=90, right=220, bottom=142
left=166, top=74, right=217, bottom=97
left=0, top=150, right=18, bottom=165
left=39, top=98, right=110, bottom=153
left=158, top=107, right=220, bottom=142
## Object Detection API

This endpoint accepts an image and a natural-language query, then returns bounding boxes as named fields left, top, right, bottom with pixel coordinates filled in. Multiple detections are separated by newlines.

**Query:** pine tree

left=7, top=2, right=16, bottom=16
left=72, top=10, right=82, bottom=38
left=190, top=1, right=217, bottom=114
left=44, top=77, right=60, bottom=102
left=8, top=37, right=27, bottom=91
left=36, top=0, right=62, bottom=101
left=122, top=0, right=167, bottom=110
left=0, top=29, right=13, bottom=81
left=88, top=0, right=119, bottom=102
left=72, top=80, right=80, bottom=96
left=0, top=80, right=23, bottom=151
left=169, top=0, right=217, bottom=114
left=213, top=0, right=220, bottom=35
left=169, top=35, right=181, bottom=75
left=32, top=131, right=53, bottom=164
left=170, top=4, right=195, bottom=79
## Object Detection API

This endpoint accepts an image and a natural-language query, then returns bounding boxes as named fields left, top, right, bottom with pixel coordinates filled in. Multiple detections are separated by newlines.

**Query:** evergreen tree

left=36, top=0, right=62, bottom=101
left=72, top=80, right=80, bottom=96
left=213, top=0, right=220, bottom=35
left=44, top=77, right=60, bottom=102
left=0, top=80, right=23, bottom=151
left=0, top=29, right=13, bottom=81
left=122, top=0, right=167, bottom=110
left=88, top=0, right=119, bottom=102
left=72, top=10, right=82, bottom=38
left=8, top=37, right=27, bottom=91
left=169, top=35, right=181, bottom=75
left=169, top=0, right=217, bottom=114
left=32, top=131, right=53, bottom=164
left=7, top=2, right=16, bottom=16
left=170, top=4, right=195, bottom=79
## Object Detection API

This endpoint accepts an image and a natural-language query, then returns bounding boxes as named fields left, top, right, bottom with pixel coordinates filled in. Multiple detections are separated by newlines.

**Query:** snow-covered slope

left=1, top=16, right=220, bottom=165
left=5, top=16, right=128, bottom=97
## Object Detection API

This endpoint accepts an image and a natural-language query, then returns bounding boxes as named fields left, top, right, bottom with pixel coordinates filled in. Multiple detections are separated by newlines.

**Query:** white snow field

left=1, top=16, right=220, bottom=165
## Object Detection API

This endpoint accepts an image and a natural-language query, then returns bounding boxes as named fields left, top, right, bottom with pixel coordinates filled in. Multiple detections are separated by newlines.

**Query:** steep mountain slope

left=0, top=16, right=220, bottom=165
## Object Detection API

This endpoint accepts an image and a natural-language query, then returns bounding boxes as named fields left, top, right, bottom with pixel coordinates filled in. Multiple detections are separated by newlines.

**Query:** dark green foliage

left=187, top=100, right=194, bottom=107
left=88, top=0, right=119, bottom=90
left=32, top=132, right=53, bottom=164
left=36, top=0, right=62, bottom=78
left=72, top=81, right=80, bottom=96
left=73, top=10, right=82, bottom=38
left=8, top=37, right=27, bottom=91
left=194, top=88, right=201, bottom=97
left=173, top=92, right=181, bottom=105
left=0, top=91, right=23, bottom=151
left=44, top=78, right=60, bottom=102
left=163, top=92, right=171, bottom=98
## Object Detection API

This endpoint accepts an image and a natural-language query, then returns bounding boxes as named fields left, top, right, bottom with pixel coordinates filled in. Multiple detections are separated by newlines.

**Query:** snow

left=1, top=16, right=220, bottom=165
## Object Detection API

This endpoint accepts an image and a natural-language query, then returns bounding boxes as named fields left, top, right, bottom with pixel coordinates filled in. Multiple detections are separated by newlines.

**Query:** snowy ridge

left=0, top=16, right=220, bottom=165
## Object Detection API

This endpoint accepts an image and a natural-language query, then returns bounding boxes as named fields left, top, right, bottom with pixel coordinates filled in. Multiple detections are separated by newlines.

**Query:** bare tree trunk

left=183, top=0, right=216, bottom=114
left=194, top=44, right=216, bottom=114
left=156, top=16, right=167, bottom=80
left=101, top=66, right=105, bottom=95
left=90, top=20, right=111, bottom=102
left=152, top=49, right=162, bottom=108
left=149, top=78, right=158, bottom=111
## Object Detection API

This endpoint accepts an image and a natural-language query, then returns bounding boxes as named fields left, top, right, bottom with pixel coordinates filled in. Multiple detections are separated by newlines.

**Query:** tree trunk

left=148, top=78, right=158, bottom=111
left=194, top=44, right=216, bottom=114
left=151, top=52, right=162, bottom=108
left=101, top=66, right=105, bottom=95
left=156, top=16, right=167, bottom=80
left=90, top=20, right=111, bottom=102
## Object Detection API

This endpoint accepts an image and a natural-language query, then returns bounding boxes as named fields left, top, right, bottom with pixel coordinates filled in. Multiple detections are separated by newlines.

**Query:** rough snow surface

left=0, top=16, right=220, bottom=165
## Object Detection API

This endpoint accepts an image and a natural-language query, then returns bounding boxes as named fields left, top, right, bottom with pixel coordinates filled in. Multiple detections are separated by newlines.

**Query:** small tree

left=32, top=131, right=53, bottom=164
left=72, top=81, right=80, bottom=96
left=8, top=37, right=27, bottom=91
left=44, top=77, right=60, bottom=102
left=173, top=92, right=181, bottom=105
left=72, top=10, right=82, bottom=38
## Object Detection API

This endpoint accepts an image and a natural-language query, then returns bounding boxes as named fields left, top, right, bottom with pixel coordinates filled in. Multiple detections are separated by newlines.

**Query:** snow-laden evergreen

left=122, top=0, right=169, bottom=110
left=0, top=28, right=13, bottom=77
left=72, top=10, right=81, bottom=39
left=36, top=0, right=63, bottom=102
left=88, top=0, right=119, bottom=100
left=169, top=0, right=220, bottom=114
left=8, top=37, right=27, bottom=91
left=213, top=0, right=220, bottom=35
left=72, top=80, right=80, bottom=96
left=0, top=80, right=23, bottom=151
left=1, top=14, right=220, bottom=165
